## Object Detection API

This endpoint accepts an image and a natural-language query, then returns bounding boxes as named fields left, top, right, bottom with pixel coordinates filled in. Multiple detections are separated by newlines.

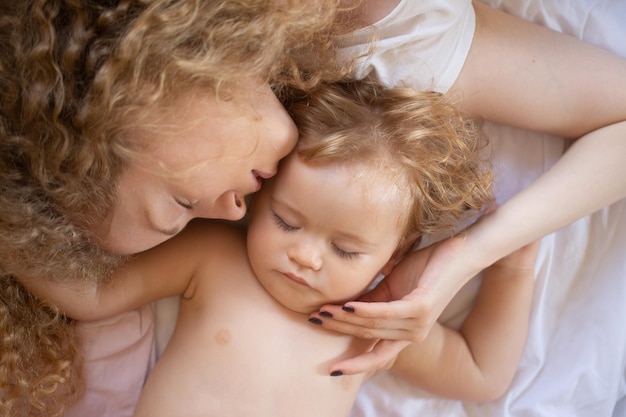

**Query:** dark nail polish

left=308, top=317, right=323, bottom=325
left=319, top=311, right=333, bottom=318
left=342, top=305, right=355, bottom=313
left=330, top=370, right=344, bottom=377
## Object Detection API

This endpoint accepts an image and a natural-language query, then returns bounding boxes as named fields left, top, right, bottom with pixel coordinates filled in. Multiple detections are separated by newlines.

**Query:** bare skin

left=317, top=0, right=626, bottom=375
left=26, top=153, right=538, bottom=415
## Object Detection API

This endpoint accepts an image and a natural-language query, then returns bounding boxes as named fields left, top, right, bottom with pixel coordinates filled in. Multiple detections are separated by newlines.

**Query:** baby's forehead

left=304, top=154, right=408, bottom=217
left=351, top=164, right=407, bottom=207
left=325, top=151, right=406, bottom=189
left=269, top=153, right=411, bottom=243
left=346, top=158, right=412, bottom=222
left=288, top=148, right=405, bottom=191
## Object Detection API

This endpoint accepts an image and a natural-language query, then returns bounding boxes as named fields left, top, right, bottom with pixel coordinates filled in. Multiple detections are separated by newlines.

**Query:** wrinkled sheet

left=350, top=1, right=626, bottom=416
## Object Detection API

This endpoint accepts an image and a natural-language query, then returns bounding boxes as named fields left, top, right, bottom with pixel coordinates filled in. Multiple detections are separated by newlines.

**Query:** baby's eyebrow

left=269, top=196, right=300, bottom=216
left=333, top=230, right=377, bottom=249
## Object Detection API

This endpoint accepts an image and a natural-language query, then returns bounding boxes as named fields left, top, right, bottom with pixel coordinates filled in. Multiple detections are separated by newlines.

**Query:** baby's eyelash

left=332, top=244, right=360, bottom=260
left=272, top=212, right=359, bottom=259
left=273, top=213, right=297, bottom=232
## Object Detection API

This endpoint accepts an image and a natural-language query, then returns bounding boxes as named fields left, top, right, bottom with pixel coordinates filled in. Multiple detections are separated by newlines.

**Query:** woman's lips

left=253, top=175, right=262, bottom=191
left=252, top=170, right=276, bottom=192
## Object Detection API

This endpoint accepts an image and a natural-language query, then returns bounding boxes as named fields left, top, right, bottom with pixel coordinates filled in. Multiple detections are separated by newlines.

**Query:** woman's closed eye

left=273, top=212, right=298, bottom=232
left=174, top=197, right=194, bottom=210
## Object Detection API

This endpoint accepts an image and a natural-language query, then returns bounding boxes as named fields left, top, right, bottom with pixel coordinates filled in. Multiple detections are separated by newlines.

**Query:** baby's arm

left=389, top=241, right=539, bottom=402
left=22, top=220, right=223, bottom=321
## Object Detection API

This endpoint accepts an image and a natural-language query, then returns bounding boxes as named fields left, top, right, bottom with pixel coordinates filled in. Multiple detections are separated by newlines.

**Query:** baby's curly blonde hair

left=286, top=80, right=494, bottom=248
left=0, top=0, right=343, bottom=415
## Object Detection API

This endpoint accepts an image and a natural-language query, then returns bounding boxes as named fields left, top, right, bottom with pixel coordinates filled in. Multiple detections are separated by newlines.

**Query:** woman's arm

left=321, top=121, right=626, bottom=374
left=315, top=0, right=626, bottom=374
left=454, top=1, right=626, bottom=137
left=390, top=242, right=538, bottom=401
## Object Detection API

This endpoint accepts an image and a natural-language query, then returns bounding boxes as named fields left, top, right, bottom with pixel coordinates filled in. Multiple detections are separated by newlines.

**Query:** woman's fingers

left=324, top=298, right=418, bottom=320
left=309, top=299, right=432, bottom=343
left=309, top=313, right=417, bottom=341
left=329, top=339, right=412, bottom=376
left=309, top=236, right=482, bottom=375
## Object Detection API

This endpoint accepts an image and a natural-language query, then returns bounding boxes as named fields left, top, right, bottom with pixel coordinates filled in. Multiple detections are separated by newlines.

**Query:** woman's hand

left=314, top=115, right=626, bottom=377
left=310, top=235, right=485, bottom=376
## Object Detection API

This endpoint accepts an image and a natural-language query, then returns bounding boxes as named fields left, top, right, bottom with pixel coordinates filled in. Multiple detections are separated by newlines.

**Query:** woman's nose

left=266, top=94, right=298, bottom=160
left=287, top=239, right=322, bottom=271
left=273, top=113, right=298, bottom=160
left=194, top=191, right=247, bottom=222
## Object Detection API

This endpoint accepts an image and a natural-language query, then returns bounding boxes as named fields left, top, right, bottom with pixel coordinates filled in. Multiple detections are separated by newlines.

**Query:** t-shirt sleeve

left=337, top=0, right=476, bottom=93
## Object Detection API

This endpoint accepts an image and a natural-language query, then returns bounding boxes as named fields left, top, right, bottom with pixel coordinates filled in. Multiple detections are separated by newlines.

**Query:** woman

left=0, top=1, right=341, bottom=415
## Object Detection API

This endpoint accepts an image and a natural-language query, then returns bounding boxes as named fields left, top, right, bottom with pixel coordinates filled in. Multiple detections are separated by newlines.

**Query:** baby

left=34, top=81, right=537, bottom=417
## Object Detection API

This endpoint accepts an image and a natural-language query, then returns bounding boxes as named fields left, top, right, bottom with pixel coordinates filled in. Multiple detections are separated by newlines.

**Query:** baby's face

left=94, top=81, right=297, bottom=255
left=247, top=153, right=406, bottom=314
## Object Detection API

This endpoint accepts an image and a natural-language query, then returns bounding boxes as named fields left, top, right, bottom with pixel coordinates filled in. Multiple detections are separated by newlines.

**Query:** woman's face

left=96, top=82, right=297, bottom=254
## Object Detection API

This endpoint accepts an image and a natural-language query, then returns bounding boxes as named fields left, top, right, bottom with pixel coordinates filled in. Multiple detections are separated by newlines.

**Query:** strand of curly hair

left=0, top=0, right=346, bottom=414
left=0, top=275, right=83, bottom=417
left=287, top=80, right=494, bottom=243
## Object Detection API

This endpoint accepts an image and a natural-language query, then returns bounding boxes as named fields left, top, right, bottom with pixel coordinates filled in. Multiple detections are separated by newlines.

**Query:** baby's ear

left=380, top=257, right=397, bottom=277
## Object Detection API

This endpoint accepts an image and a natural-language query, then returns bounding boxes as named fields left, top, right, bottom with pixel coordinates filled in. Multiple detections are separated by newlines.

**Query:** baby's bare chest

left=137, top=283, right=371, bottom=417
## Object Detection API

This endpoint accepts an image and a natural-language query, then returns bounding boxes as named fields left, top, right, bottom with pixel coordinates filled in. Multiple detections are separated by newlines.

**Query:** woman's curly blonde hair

left=0, top=0, right=344, bottom=415
left=286, top=80, right=494, bottom=248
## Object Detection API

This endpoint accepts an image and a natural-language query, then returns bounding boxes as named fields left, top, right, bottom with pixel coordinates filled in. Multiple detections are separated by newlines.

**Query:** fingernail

left=319, top=311, right=333, bottom=318
left=308, top=317, right=323, bottom=325
left=330, top=370, right=344, bottom=377
left=342, top=305, right=355, bottom=313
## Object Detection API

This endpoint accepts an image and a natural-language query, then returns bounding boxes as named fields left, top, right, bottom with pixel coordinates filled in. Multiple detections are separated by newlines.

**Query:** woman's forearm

left=468, top=120, right=626, bottom=267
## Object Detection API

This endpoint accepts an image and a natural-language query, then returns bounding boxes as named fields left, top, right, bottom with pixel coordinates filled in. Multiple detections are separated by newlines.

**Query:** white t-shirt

left=338, top=0, right=476, bottom=93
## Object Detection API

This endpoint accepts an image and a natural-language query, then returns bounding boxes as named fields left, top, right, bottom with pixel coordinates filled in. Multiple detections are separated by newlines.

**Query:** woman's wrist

left=462, top=209, right=514, bottom=271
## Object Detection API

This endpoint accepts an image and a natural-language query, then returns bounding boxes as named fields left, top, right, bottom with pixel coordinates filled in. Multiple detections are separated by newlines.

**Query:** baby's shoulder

left=175, top=220, right=250, bottom=296
left=182, top=219, right=247, bottom=254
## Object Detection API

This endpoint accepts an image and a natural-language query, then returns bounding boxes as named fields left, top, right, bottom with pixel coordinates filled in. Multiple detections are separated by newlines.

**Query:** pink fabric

left=64, top=304, right=155, bottom=417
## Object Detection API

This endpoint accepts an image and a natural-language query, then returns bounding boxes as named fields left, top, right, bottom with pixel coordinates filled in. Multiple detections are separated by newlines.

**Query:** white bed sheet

left=350, top=1, right=626, bottom=416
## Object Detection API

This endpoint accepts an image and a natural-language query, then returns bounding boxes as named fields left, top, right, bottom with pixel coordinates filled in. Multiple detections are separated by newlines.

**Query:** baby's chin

left=293, top=299, right=350, bottom=315
left=274, top=298, right=327, bottom=316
